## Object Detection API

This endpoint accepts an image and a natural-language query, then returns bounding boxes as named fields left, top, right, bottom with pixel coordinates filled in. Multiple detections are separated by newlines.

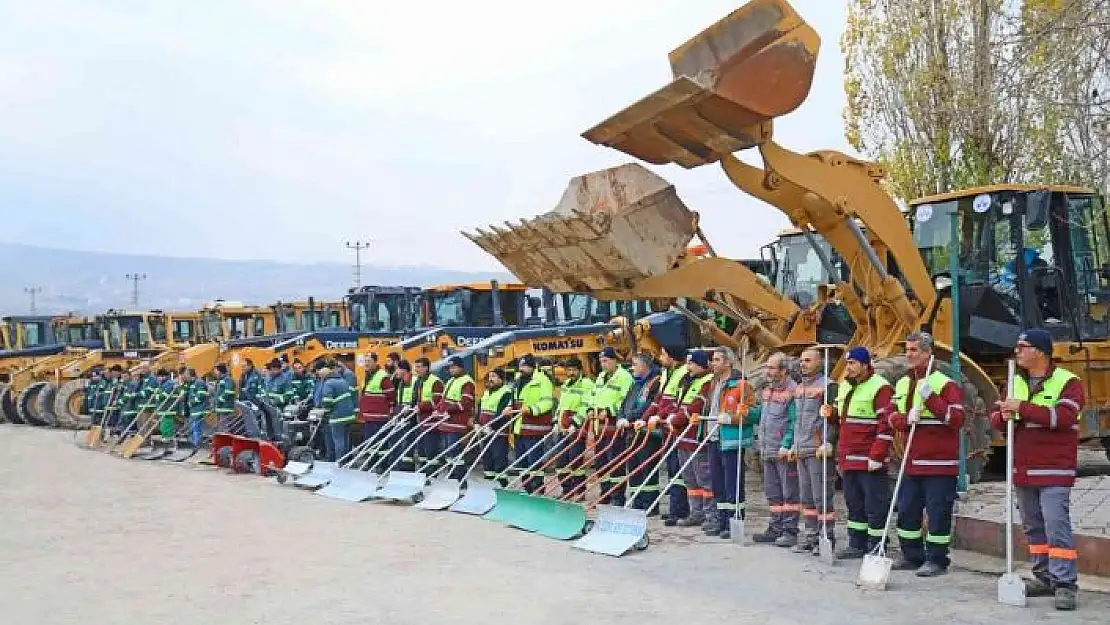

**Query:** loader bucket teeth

left=582, top=0, right=819, bottom=168
left=464, top=163, right=697, bottom=293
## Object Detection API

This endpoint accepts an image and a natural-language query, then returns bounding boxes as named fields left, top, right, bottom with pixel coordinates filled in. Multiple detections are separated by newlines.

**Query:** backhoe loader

left=567, top=0, right=1109, bottom=472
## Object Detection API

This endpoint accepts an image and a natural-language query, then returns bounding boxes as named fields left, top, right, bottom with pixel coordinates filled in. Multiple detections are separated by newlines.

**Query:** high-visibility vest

left=1012, top=367, right=1079, bottom=408
left=444, top=374, right=475, bottom=402
left=894, top=370, right=953, bottom=418
left=661, top=364, right=689, bottom=398
left=419, top=374, right=441, bottom=404
left=480, top=385, right=512, bottom=414
left=362, top=369, right=388, bottom=395
left=398, top=380, right=415, bottom=405
left=836, top=374, right=891, bottom=420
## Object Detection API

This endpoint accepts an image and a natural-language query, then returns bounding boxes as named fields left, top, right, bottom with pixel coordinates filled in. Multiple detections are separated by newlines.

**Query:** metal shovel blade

left=505, top=496, right=587, bottom=540
left=729, top=517, right=745, bottom=546
left=84, top=425, right=103, bottom=449
left=483, top=488, right=530, bottom=524
left=997, top=573, right=1027, bottom=607
left=571, top=505, right=649, bottom=557
left=369, top=471, right=427, bottom=503
left=139, top=446, right=170, bottom=460
left=450, top=478, right=497, bottom=515
left=293, top=461, right=336, bottom=488
left=316, top=468, right=380, bottom=502
left=416, top=478, right=461, bottom=510
left=282, top=461, right=313, bottom=477
left=856, top=554, right=892, bottom=590
left=163, top=446, right=198, bottom=462
left=818, top=535, right=835, bottom=565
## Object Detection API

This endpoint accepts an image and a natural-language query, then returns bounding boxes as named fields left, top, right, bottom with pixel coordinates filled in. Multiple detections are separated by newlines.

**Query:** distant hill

left=0, top=242, right=514, bottom=315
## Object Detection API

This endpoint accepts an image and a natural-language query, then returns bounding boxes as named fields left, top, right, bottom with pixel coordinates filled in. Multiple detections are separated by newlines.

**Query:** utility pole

left=24, top=286, right=41, bottom=314
left=124, top=272, right=147, bottom=307
left=345, top=240, right=372, bottom=288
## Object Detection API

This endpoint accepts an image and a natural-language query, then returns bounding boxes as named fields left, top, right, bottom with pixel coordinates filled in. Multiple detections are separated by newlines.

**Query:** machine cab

left=199, top=301, right=275, bottom=341
left=345, top=286, right=423, bottom=333
left=100, top=310, right=158, bottom=350
left=1, top=316, right=56, bottom=350
left=911, top=186, right=1110, bottom=350
left=424, top=282, right=528, bottom=327
left=273, top=300, right=349, bottom=333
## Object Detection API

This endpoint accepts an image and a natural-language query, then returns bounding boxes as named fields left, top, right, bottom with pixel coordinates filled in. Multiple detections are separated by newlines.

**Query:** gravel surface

left=2, top=425, right=1108, bottom=625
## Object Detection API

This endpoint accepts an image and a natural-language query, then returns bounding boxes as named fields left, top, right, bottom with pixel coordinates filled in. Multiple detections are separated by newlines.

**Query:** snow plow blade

left=462, top=163, right=697, bottom=293
left=581, top=0, right=819, bottom=168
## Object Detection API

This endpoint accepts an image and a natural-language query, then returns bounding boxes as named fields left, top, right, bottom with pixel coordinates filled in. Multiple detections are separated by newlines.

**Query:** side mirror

left=1026, top=190, right=1051, bottom=230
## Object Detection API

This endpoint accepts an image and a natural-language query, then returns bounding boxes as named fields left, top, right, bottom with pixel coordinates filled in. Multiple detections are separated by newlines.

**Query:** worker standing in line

left=288, top=360, right=314, bottom=403
left=821, top=346, right=895, bottom=559
left=990, top=328, right=1084, bottom=611
left=750, top=352, right=801, bottom=547
left=359, top=353, right=395, bottom=462
left=886, top=332, right=965, bottom=576
left=388, top=360, right=417, bottom=469
left=118, top=371, right=142, bottom=430
left=85, top=368, right=105, bottom=423
left=335, top=359, right=357, bottom=398
left=476, top=368, right=514, bottom=484
left=506, top=354, right=555, bottom=494
left=621, top=352, right=662, bottom=512
left=182, top=368, right=209, bottom=447
left=665, top=350, right=715, bottom=529
left=261, top=359, right=290, bottom=439
left=706, top=346, right=751, bottom=539
left=318, top=366, right=356, bottom=461
left=590, top=347, right=635, bottom=505
left=434, top=356, right=476, bottom=480
left=641, top=344, right=691, bottom=526
left=792, top=347, right=838, bottom=555
left=103, top=365, right=125, bottom=433
left=554, top=357, right=594, bottom=494
left=238, top=358, right=263, bottom=403
left=213, top=364, right=237, bottom=433
left=154, top=369, right=179, bottom=443
left=409, top=357, right=444, bottom=468
left=386, top=351, right=403, bottom=389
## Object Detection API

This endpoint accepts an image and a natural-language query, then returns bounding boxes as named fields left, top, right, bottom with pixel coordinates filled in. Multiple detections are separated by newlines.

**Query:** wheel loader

left=272, top=299, right=350, bottom=333
left=562, top=0, right=1108, bottom=473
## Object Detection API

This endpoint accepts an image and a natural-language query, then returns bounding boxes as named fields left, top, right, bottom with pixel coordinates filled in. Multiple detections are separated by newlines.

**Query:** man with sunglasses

left=990, top=328, right=1084, bottom=611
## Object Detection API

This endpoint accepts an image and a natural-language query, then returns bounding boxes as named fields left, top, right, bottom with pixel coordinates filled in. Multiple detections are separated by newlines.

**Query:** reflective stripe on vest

left=678, top=372, right=714, bottom=443
left=894, top=370, right=952, bottom=419
left=836, top=374, right=891, bottom=419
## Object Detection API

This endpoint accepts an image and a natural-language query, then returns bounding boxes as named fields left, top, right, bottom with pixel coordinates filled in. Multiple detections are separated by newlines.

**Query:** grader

left=562, top=0, right=1109, bottom=471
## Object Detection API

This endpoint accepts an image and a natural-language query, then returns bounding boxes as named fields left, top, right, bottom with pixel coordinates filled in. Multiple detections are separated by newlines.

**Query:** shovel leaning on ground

left=417, top=419, right=513, bottom=510
left=817, top=347, right=834, bottom=564
left=997, top=358, right=1027, bottom=607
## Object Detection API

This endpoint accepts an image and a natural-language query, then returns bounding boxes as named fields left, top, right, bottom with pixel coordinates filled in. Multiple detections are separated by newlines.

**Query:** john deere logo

left=532, top=338, right=584, bottom=352
left=325, top=340, right=358, bottom=350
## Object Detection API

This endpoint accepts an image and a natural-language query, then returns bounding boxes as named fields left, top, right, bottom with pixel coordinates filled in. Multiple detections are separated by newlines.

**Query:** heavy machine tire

left=0, top=383, right=9, bottom=424
left=54, top=379, right=90, bottom=429
left=35, top=382, right=63, bottom=428
left=1, top=385, right=24, bottom=424
left=17, top=382, right=53, bottom=427
left=288, top=446, right=315, bottom=465
left=235, top=449, right=260, bottom=474
left=873, top=355, right=992, bottom=485
left=215, top=445, right=233, bottom=468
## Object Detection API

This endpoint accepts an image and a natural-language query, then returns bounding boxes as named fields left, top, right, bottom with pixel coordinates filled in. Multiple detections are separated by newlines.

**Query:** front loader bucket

left=463, top=163, right=696, bottom=293
left=315, top=468, right=380, bottom=502
left=582, top=0, right=819, bottom=168
left=449, top=477, right=498, bottom=515
left=505, top=495, right=588, bottom=540
left=571, top=505, right=650, bottom=556
left=416, top=478, right=462, bottom=510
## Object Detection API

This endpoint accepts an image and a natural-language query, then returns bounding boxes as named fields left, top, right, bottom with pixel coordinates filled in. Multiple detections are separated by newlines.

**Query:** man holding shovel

left=822, top=347, right=895, bottom=559
left=887, top=332, right=964, bottom=577
left=990, top=328, right=1084, bottom=611
left=554, top=357, right=594, bottom=495
left=751, top=352, right=801, bottom=547
left=706, top=346, right=752, bottom=539
left=666, top=350, right=716, bottom=530
left=641, top=344, right=691, bottom=526
left=792, top=347, right=838, bottom=555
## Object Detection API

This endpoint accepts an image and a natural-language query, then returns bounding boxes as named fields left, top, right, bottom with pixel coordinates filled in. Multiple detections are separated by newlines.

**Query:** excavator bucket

left=463, top=163, right=697, bottom=293
left=581, top=0, right=819, bottom=168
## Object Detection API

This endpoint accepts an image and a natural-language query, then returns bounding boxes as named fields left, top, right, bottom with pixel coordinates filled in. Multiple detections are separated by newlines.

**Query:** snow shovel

left=857, top=355, right=933, bottom=589
left=417, top=420, right=512, bottom=510
left=574, top=422, right=715, bottom=556
left=81, top=385, right=123, bottom=449
left=120, top=395, right=183, bottom=459
left=731, top=346, right=750, bottom=547
left=817, top=347, right=834, bottom=564
left=481, top=429, right=566, bottom=522
left=312, top=409, right=424, bottom=497
left=371, top=421, right=474, bottom=503
left=998, top=358, right=1026, bottom=607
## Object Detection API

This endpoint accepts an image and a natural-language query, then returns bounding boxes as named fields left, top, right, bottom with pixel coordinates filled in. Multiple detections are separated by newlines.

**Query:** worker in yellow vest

left=506, top=354, right=555, bottom=493
left=476, top=368, right=514, bottom=485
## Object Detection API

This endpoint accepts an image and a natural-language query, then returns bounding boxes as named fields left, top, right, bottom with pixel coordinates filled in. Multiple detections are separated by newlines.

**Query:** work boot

left=664, top=516, right=679, bottom=527
left=793, top=536, right=817, bottom=553
left=677, top=515, right=705, bottom=528
left=704, top=525, right=721, bottom=537
left=775, top=533, right=798, bottom=548
left=1054, top=587, right=1077, bottom=611
left=836, top=545, right=867, bottom=559
left=915, top=561, right=947, bottom=577
left=718, top=528, right=731, bottom=540
left=1024, top=576, right=1054, bottom=597
left=753, top=529, right=780, bottom=544
left=892, top=557, right=921, bottom=571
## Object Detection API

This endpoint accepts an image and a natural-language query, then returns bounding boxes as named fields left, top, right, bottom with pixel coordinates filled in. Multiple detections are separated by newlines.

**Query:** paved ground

left=2, top=426, right=1108, bottom=625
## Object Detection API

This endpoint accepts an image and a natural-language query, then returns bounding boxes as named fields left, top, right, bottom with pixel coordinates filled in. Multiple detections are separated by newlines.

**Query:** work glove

left=616, top=418, right=629, bottom=430
left=917, top=383, right=933, bottom=401
left=481, top=424, right=494, bottom=436
left=777, top=447, right=791, bottom=460
left=633, top=419, right=645, bottom=431
left=565, top=424, right=576, bottom=436
left=819, top=404, right=833, bottom=418
left=647, top=415, right=661, bottom=431
left=717, top=412, right=732, bottom=425
left=867, top=459, right=883, bottom=472
left=907, top=407, right=920, bottom=425
left=816, top=443, right=833, bottom=459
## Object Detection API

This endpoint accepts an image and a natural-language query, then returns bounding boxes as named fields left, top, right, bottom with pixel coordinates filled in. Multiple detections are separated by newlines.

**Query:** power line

left=124, top=272, right=147, bottom=307
left=24, top=285, right=42, bottom=314
left=345, top=240, right=372, bottom=288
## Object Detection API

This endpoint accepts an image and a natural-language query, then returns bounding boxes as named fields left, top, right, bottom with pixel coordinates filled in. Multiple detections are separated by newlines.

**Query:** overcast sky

left=0, top=0, right=850, bottom=273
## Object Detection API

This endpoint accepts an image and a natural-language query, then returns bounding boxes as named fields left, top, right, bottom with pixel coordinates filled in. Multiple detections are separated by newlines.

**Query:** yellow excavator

left=563, top=0, right=1109, bottom=473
